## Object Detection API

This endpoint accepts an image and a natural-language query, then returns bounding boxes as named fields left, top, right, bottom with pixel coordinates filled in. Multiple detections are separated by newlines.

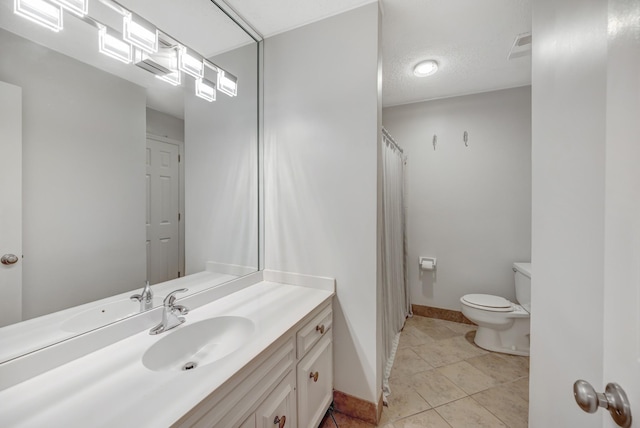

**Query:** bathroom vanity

left=0, top=272, right=335, bottom=428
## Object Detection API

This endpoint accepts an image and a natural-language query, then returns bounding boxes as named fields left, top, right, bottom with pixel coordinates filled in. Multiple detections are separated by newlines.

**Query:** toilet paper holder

left=419, top=257, right=437, bottom=270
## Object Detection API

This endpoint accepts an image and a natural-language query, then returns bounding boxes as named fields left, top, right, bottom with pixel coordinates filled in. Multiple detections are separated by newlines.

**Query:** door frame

left=146, top=133, right=185, bottom=279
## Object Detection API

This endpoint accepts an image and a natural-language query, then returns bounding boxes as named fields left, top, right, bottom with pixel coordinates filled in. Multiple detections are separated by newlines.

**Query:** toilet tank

left=513, top=262, right=532, bottom=312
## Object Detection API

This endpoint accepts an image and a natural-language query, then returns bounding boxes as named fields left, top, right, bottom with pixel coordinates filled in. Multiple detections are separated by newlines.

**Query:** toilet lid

left=462, top=294, right=514, bottom=312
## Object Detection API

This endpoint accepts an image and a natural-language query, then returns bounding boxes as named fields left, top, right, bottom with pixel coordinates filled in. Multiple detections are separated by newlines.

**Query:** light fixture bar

left=157, top=70, right=181, bottom=86
left=135, top=46, right=178, bottom=76
left=123, top=12, right=158, bottom=54
left=50, top=0, right=87, bottom=17
left=217, top=69, right=238, bottom=97
left=195, top=78, right=216, bottom=102
left=178, top=46, right=204, bottom=79
left=14, top=0, right=63, bottom=32
left=98, top=26, right=132, bottom=64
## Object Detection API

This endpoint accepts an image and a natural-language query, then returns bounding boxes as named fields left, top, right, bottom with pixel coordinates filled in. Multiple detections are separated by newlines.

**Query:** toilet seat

left=461, top=294, right=514, bottom=312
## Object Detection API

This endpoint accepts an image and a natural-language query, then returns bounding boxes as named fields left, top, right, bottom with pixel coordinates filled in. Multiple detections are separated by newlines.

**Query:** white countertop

left=0, top=281, right=333, bottom=427
left=0, top=271, right=238, bottom=363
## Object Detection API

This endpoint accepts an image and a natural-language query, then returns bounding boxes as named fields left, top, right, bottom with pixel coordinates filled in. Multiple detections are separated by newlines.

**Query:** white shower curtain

left=380, top=128, right=410, bottom=403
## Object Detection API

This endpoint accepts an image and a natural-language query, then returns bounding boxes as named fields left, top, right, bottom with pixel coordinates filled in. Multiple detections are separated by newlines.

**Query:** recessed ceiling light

left=413, top=60, right=439, bottom=77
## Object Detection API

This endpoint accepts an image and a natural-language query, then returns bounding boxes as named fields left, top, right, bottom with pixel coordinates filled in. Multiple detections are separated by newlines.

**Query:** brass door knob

left=273, top=415, right=286, bottom=428
left=316, top=324, right=325, bottom=334
left=309, top=371, right=319, bottom=382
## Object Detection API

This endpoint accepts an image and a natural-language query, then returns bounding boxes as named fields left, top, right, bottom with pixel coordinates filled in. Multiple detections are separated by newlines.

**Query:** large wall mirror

left=0, top=0, right=261, bottom=362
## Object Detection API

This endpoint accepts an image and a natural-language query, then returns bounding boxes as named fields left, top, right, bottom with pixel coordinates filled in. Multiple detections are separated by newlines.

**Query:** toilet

left=460, top=262, right=531, bottom=356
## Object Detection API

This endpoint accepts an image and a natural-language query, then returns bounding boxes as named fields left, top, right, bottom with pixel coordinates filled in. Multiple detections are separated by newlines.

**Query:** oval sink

left=61, top=297, right=163, bottom=333
left=142, top=316, right=255, bottom=372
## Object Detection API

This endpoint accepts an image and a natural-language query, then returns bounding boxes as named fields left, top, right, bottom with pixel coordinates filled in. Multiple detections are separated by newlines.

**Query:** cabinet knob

left=309, top=371, right=319, bottom=382
left=316, top=324, right=325, bottom=335
left=273, top=415, right=286, bottom=428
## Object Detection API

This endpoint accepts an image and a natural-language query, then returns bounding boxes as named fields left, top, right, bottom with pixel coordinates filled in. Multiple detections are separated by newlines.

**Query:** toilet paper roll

left=420, top=260, right=434, bottom=270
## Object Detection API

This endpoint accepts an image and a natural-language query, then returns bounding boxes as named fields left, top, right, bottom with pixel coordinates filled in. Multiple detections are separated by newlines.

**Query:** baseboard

left=333, top=389, right=382, bottom=425
left=411, top=304, right=475, bottom=325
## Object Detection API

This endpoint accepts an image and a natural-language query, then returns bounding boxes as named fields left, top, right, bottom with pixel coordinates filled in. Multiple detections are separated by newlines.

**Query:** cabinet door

left=297, top=334, right=333, bottom=428
left=256, top=371, right=296, bottom=428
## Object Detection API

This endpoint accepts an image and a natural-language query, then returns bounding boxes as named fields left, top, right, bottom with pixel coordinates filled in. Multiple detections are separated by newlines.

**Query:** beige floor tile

left=389, top=348, right=433, bottom=379
left=398, top=325, right=437, bottom=349
left=465, top=353, right=529, bottom=384
left=440, top=320, right=477, bottom=335
left=413, top=335, right=487, bottom=367
left=383, top=387, right=432, bottom=423
left=473, top=384, right=529, bottom=427
left=393, top=409, right=452, bottom=428
left=503, top=377, right=529, bottom=403
left=435, top=397, right=507, bottom=428
left=410, top=369, right=468, bottom=407
left=437, top=361, right=498, bottom=394
left=413, top=323, right=460, bottom=341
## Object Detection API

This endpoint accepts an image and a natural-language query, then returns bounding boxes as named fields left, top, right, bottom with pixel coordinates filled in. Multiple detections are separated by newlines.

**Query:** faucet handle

left=164, top=288, right=188, bottom=307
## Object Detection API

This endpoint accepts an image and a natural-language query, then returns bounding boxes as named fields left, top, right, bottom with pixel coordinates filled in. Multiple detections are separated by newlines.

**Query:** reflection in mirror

left=0, top=0, right=260, bottom=362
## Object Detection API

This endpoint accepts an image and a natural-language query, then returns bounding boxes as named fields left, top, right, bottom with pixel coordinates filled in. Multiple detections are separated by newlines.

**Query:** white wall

left=383, top=87, right=532, bottom=311
left=185, top=43, right=259, bottom=274
left=264, top=4, right=381, bottom=403
left=0, top=29, right=147, bottom=318
left=529, top=0, right=607, bottom=426
left=146, top=107, right=184, bottom=142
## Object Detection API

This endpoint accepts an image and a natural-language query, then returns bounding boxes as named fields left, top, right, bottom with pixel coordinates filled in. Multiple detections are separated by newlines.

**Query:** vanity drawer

left=296, top=333, right=333, bottom=428
left=296, top=305, right=332, bottom=358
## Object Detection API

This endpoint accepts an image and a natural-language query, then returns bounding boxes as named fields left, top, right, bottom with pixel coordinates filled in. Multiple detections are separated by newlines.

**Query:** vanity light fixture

left=195, top=79, right=216, bottom=102
left=195, top=60, right=218, bottom=101
left=178, top=46, right=204, bottom=79
left=217, top=68, right=238, bottom=97
left=14, top=0, right=63, bottom=32
left=98, top=25, right=132, bottom=64
left=413, top=59, right=439, bottom=77
left=50, top=0, right=87, bottom=17
left=135, top=45, right=178, bottom=76
left=122, top=12, right=158, bottom=54
left=157, top=69, right=182, bottom=86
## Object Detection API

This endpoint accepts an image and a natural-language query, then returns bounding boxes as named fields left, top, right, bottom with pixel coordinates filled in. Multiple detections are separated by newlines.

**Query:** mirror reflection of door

left=146, top=135, right=184, bottom=285
left=0, top=81, right=22, bottom=327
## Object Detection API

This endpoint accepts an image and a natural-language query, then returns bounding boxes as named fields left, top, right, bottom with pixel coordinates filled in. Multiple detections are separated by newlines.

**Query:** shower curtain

left=380, top=128, right=410, bottom=403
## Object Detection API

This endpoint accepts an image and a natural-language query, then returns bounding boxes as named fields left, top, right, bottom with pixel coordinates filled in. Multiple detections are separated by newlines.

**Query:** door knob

left=573, top=380, right=632, bottom=427
left=1, top=254, right=19, bottom=265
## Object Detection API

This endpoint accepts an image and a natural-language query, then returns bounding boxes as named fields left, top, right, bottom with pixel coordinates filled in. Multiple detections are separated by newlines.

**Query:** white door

left=0, top=81, right=22, bottom=327
left=530, top=0, right=639, bottom=426
left=146, top=136, right=182, bottom=285
left=601, top=0, right=640, bottom=425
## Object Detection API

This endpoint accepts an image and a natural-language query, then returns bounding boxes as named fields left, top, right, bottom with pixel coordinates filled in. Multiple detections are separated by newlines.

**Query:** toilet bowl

left=460, top=263, right=531, bottom=356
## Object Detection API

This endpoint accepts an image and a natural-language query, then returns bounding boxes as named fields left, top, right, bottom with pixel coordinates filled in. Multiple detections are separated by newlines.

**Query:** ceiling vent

left=508, top=32, right=532, bottom=60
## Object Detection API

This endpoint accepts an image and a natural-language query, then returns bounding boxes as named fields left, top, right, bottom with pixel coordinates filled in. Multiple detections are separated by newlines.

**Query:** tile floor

left=320, top=315, right=529, bottom=428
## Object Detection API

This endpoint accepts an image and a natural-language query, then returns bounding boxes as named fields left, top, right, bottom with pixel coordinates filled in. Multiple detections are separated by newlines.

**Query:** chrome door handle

left=1, top=254, right=19, bottom=265
left=574, top=380, right=632, bottom=427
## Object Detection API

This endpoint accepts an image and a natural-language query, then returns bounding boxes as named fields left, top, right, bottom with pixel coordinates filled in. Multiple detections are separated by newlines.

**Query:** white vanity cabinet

left=174, top=301, right=333, bottom=428
left=296, top=306, right=333, bottom=428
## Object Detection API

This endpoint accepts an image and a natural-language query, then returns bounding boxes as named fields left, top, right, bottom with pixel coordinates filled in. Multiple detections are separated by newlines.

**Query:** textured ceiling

left=381, top=0, right=532, bottom=107
left=223, top=0, right=531, bottom=107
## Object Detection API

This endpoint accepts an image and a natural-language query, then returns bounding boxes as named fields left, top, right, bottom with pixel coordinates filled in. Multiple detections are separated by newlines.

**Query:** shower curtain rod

left=382, top=127, right=403, bottom=154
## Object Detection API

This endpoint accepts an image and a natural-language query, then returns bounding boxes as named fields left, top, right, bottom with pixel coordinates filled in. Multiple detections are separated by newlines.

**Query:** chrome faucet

left=149, top=288, right=189, bottom=335
left=130, top=281, right=154, bottom=312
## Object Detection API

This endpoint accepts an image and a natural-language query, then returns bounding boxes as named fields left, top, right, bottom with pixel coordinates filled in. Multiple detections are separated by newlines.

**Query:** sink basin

left=142, top=316, right=255, bottom=372
left=61, top=297, right=163, bottom=333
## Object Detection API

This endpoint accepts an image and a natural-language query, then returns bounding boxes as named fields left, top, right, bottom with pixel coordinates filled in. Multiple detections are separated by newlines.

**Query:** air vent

left=508, top=32, right=532, bottom=60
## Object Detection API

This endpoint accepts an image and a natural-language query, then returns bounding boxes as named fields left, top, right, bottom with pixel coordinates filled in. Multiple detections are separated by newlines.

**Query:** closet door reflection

left=146, top=136, right=184, bottom=285
left=0, top=81, right=22, bottom=327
